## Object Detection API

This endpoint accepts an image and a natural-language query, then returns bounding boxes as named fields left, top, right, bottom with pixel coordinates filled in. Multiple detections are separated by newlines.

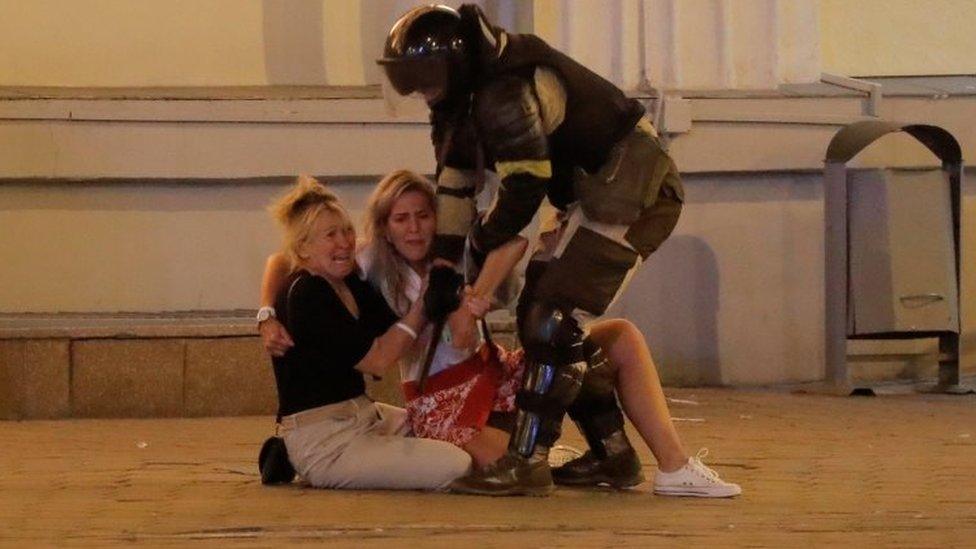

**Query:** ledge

left=2, top=76, right=969, bottom=103
left=0, top=85, right=383, bottom=101
left=0, top=312, right=257, bottom=339
left=2, top=76, right=974, bottom=177
left=0, top=312, right=517, bottom=340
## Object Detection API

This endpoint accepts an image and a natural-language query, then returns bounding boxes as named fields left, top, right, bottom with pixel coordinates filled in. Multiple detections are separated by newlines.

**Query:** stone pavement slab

left=1, top=388, right=974, bottom=547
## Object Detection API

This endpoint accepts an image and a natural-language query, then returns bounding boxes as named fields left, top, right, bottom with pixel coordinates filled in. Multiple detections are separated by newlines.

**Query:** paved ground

left=1, top=386, right=974, bottom=547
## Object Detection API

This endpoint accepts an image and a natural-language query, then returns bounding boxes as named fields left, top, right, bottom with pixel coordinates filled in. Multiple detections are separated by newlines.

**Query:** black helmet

left=377, top=5, right=469, bottom=104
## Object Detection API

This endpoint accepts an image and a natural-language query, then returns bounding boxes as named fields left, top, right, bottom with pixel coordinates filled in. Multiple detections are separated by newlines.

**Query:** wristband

left=394, top=322, right=418, bottom=340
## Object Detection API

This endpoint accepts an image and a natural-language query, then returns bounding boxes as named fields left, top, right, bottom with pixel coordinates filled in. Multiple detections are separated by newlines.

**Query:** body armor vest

left=487, top=33, right=645, bottom=175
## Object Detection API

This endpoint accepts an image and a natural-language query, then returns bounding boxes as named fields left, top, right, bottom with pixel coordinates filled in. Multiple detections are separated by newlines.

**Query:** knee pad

left=517, top=301, right=585, bottom=366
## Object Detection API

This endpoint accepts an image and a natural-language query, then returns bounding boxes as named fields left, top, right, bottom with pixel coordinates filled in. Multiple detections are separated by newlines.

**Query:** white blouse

left=358, top=248, right=482, bottom=383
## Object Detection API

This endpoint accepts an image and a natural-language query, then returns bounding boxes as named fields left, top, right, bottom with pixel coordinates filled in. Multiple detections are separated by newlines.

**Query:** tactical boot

left=552, top=447, right=644, bottom=488
left=552, top=430, right=644, bottom=488
left=449, top=450, right=554, bottom=496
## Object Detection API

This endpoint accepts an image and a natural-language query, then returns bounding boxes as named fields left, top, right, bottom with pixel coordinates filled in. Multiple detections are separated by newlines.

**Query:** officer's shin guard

left=552, top=340, right=644, bottom=488
left=449, top=303, right=586, bottom=496
left=509, top=356, right=585, bottom=458
left=448, top=356, right=586, bottom=496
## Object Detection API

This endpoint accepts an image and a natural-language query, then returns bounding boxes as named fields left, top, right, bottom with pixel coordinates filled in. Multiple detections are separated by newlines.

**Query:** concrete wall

left=3, top=0, right=975, bottom=91
left=530, top=0, right=821, bottom=90
left=3, top=88, right=975, bottom=386
left=0, top=0, right=270, bottom=87
left=4, top=168, right=971, bottom=387
left=610, top=172, right=827, bottom=386
left=820, top=0, right=976, bottom=77
left=1, top=180, right=293, bottom=312
left=2, top=1, right=975, bottom=387
left=0, top=0, right=409, bottom=87
left=0, top=0, right=821, bottom=90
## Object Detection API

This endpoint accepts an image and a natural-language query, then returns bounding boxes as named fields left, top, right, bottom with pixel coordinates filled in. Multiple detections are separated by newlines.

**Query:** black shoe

left=449, top=452, right=554, bottom=497
left=551, top=448, right=645, bottom=489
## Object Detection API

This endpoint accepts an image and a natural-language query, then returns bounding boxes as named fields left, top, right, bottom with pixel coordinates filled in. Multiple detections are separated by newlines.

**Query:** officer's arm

left=430, top=104, right=480, bottom=265
left=471, top=76, right=550, bottom=255
left=433, top=167, right=478, bottom=265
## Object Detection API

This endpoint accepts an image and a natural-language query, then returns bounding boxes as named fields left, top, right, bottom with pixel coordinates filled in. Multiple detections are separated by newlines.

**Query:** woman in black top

left=268, top=176, right=471, bottom=490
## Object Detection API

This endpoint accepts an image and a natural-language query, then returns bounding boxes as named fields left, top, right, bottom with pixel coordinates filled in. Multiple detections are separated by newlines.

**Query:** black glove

left=424, top=266, right=464, bottom=322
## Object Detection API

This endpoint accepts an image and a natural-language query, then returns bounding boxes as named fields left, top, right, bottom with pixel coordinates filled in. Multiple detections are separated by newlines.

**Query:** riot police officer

left=378, top=4, right=684, bottom=495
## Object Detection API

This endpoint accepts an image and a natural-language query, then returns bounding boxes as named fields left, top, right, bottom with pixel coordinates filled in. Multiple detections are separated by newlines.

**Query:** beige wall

left=1, top=0, right=822, bottom=90
left=543, top=0, right=822, bottom=90
left=0, top=0, right=404, bottom=87
left=2, top=1, right=975, bottom=385
left=820, top=0, right=976, bottom=76
left=3, top=0, right=976, bottom=90
left=0, top=180, right=372, bottom=312
left=0, top=0, right=268, bottom=86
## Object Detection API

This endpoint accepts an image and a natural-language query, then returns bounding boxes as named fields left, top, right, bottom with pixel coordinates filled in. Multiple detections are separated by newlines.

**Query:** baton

left=416, top=319, right=445, bottom=394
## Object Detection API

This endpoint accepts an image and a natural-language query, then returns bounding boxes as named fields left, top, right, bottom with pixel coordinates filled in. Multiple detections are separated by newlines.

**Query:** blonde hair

left=270, top=175, right=350, bottom=271
left=361, top=170, right=436, bottom=315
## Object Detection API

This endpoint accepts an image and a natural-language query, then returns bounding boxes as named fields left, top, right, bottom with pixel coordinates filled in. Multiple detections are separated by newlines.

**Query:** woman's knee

left=613, top=319, right=645, bottom=347
left=590, top=318, right=637, bottom=347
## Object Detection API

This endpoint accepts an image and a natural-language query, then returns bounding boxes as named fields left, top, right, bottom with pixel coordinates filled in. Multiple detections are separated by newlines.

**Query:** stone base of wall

left=0, top=335, right=279, bottom=420
left=3, top=313, right=959, bottom=419
left=0, top=313, right=519, bottom=420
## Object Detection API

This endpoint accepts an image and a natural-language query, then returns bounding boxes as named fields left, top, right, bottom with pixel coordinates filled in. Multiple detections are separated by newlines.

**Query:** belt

left=278, top=395, right=373, bottom=433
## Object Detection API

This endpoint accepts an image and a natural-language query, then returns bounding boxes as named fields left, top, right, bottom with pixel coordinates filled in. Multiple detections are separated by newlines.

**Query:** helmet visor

left=378, top=55, right=448, bottom=96
left=378, top=56, right=450, bottom=117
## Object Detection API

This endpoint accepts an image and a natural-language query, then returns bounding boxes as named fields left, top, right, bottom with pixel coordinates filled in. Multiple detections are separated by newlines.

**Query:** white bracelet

left=394, top=322, right=418, bottom=340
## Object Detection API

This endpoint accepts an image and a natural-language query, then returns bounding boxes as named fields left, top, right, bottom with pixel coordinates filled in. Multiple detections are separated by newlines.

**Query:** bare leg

left=462, top=426, right=510, bottom=469
left=588, top=319, right=689, bottom=472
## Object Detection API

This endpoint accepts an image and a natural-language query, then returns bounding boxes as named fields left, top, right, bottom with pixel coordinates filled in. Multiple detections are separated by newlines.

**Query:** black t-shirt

left=271, top=269, right=398, bottom=417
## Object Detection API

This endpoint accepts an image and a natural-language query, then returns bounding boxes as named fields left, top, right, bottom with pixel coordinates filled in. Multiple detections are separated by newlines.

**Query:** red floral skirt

left=402, top=343, right=525, bottom=448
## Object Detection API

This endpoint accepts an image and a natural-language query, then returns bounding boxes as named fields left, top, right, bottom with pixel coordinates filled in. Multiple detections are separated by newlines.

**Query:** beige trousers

left=281, top=396, right=472, bottom=490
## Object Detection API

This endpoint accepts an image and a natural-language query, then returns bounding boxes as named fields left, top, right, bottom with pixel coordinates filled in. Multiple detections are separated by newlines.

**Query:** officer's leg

left=555, top=340, right=645, bottom=488
left=450, top=223, right=641, bottom=496
left=522, top=249, right=641, bottom=488
left=507, top=226, right=581, bottom=461
left=545, top=189, right=682, bottom=488
left=448, top=298, right=586, bottom=496
left=525, top=222, right=643, bottom=487
left=450, top=195, right=680, bottom=495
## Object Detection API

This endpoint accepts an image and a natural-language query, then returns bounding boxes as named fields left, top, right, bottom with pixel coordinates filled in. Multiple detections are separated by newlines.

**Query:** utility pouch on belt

left=572, top=129, right=672, bottom=224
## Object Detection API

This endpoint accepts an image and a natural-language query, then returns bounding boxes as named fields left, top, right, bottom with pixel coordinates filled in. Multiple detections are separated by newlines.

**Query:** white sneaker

left=653, top=449, right=742, bottom=498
